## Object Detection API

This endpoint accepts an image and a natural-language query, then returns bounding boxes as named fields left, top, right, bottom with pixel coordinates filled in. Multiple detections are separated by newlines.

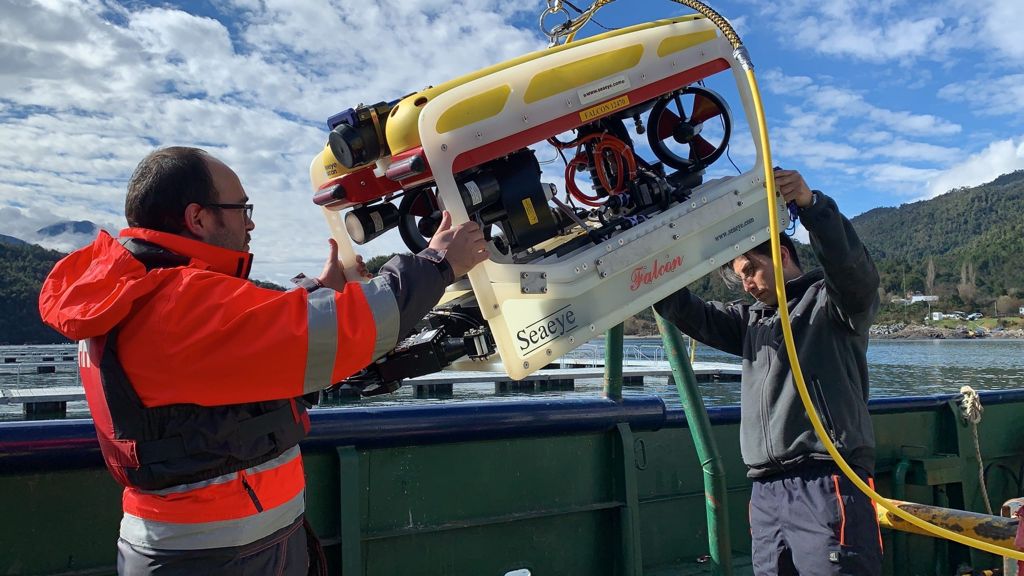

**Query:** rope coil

left=960, top=385, right=984, bottom=424
left=960, top=385, right=993, bottom=514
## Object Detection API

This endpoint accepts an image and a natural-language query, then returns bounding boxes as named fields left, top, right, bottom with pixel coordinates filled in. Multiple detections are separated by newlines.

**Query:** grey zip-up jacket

left=655, top=192, right=879, bottom=478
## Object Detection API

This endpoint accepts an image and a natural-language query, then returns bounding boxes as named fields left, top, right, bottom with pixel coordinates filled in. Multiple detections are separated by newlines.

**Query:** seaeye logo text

left=630, top=255, right=682, bottom=291
left=517, top=305, right=578, bottom=354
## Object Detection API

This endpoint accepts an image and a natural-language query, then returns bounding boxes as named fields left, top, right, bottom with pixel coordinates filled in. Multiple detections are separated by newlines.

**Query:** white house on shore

left=892, top=293, right=940, bottom=305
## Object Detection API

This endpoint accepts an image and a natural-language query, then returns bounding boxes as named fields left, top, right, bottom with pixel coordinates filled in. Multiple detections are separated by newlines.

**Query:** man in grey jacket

left=655, top=168, right=882, bottom=575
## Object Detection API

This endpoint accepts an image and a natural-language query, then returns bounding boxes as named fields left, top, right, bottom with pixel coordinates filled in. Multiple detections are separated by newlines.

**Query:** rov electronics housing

left=309, top=15, right=787, bottom=383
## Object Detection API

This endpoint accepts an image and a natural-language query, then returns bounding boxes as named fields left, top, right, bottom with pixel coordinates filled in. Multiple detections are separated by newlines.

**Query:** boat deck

left=3, top=390, right=1024, bottom=575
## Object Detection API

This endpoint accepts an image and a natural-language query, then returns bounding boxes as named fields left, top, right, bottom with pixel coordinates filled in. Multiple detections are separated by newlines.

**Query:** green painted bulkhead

left=2, top=390, right=1023, bottom=575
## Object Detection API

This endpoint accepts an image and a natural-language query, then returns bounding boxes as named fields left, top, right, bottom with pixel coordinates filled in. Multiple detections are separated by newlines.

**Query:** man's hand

left=428, top=211, right=488, bottom=277
left=774, top=168, right=814, bottom=208
left=318, top=238, right=371, bottom=291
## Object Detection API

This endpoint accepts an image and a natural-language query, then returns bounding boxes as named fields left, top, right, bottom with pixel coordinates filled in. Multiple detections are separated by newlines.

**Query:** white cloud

left=775, top=135, right=861, bottom=170
left=0, top=0, right=545, bottom=282
left=981, top=0, right=1024, bottom=60
left=745, top=0, right=982, bottom=65
left=866, top=107, right=961, bottom=138
left=726, top=15, right=749, bottom=37
left=926, top=136, right=1024, bottom=198
left=760, top=70, right=814, bottom=96
left=764, top=70, right=961, bottom=139
left=938, top=74, right=1024, bottom=118
left=752, top=77, right=961, bottom=191
left=0, top=205, right=117, bottom=251
left=847, top=129, right=893, bottom=146
left=779, top=106, right=838, bottom=137
left=805, top=86, right=961, bottom=137
left=732, top=2, right=1019, bottom=207
left=0, top=0, right=1017, bottom=285
left=871, top=164, right=941, bottom=185
left=791, top=13, right=949, bottom=62
left=878, top=139, right=962, bottom=164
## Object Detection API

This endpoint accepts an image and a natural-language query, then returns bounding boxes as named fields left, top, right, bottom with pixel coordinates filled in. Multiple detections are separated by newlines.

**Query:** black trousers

left=750, top=462, right=883, bottom=576
left=117, top=516, right=308, bottom=576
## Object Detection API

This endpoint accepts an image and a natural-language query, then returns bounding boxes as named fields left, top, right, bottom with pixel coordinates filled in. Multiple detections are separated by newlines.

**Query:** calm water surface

left=2, top=339, right=1022, bottom=419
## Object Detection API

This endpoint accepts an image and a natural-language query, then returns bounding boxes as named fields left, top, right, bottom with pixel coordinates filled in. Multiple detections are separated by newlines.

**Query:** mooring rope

left=960, top=385, right=993, bottom=514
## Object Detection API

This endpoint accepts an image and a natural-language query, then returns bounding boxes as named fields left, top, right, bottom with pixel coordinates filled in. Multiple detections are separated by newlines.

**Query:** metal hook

left=539, top=6, right=571, bottom=44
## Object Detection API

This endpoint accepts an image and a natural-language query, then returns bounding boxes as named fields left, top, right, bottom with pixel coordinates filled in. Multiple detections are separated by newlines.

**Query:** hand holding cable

left=774, top=168, right=813, bottom=208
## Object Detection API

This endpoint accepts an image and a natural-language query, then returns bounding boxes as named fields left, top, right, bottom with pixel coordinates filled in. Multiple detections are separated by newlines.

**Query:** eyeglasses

left=204, top=203, right=254, bottom=220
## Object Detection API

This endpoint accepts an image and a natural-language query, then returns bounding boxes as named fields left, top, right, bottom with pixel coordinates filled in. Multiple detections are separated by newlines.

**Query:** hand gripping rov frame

left=309, top=15, right=787, bottom=385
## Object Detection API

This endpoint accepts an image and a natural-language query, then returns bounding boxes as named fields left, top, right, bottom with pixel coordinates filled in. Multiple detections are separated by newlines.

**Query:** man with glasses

left=655, top=168, right=882, bottom=576
left=39, top=146, right=488, bottom=575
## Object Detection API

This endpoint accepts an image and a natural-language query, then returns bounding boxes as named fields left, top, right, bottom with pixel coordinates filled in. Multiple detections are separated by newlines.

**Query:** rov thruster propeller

left=647, top=86, right=731, bottom=172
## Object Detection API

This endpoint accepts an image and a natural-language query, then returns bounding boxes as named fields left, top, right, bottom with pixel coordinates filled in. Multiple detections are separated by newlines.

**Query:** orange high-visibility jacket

left=39, top=228, right=451, bottom=550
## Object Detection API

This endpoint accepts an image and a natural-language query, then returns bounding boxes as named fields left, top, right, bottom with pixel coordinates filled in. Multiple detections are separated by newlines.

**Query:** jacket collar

left=749, top=268, right=824, bottom=311
left=118, top=228, right=253, bottom=279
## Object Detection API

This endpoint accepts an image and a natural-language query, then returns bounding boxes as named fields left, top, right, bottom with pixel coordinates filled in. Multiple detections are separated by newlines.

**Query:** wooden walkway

left=407, top=362, right=740, bottom=385
left=0, top=386, right=85, bottom=404
left=1, top=361, right=741, bottom=417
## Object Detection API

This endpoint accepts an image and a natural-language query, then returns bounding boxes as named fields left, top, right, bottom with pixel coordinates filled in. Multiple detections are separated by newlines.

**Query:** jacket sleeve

left=654, top=287, right=747, bottom=357
left=376, top=251, right=454, bottom=339
left=800, top=192, right=880, bottom=334
left=120, top=251, right=451, bottom=407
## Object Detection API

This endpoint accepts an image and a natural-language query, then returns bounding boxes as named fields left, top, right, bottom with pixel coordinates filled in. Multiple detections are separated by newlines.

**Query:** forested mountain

left=0, top=242, right=287, bottom=344
left=0, top=234, right=27, bottom=246
left=0, top=243, right=67, bottom=344
left=1, top=171, right=1021, bottom=342
left=850, top=170, right=1024, bottom=304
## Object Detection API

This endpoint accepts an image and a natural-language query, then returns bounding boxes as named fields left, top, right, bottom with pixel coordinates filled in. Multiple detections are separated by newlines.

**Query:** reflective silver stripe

left=359, top=276, right=400, bottom=360
left=120, top=489, right=305, bottom=550
left=304, top=287, right=339, bottom=393
left=136, top=446, right=301, bottom=496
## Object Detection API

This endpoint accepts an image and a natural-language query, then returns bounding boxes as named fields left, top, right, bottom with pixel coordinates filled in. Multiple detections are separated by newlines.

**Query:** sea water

left=2, top=339, right=1023, bottom=419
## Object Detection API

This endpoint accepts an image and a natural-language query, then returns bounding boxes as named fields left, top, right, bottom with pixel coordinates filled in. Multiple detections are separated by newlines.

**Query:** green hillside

left=0, top=243, right=67, bottom=344
left=851, top=170, right=1024, bottom=313
left=0, top=243, right=287, bottom=345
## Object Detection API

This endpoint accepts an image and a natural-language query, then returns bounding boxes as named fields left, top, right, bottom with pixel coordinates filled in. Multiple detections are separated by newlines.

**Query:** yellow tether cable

left=563, top=0, right=616, bottom=44
left=752, top=66, right=1023, bottom=561
left=661, top=0, right=1024, bottom=561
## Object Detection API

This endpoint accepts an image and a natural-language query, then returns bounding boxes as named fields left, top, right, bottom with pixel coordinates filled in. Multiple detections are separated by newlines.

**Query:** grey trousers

left=750, top=462, right=883, bottom=576
left=117, top=516, right=308, bottom=576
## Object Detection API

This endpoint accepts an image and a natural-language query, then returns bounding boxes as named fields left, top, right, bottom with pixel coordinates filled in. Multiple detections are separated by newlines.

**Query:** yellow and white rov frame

left=310, top=14, right=786, bottom=380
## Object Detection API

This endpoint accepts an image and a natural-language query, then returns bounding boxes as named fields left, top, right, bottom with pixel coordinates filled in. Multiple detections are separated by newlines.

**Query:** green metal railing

left=603, top=323, right=624, bottom=400
left=656, top=312, right=733, bottom=576
left=602, top=315, right=734, bottom=576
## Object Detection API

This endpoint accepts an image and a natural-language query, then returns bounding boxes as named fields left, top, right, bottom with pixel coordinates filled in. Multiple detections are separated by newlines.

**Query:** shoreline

left=870, top=323, right=1024, bottom=340
left=6, top=328, right=1024, bottom=348
left=624, top=326, right=1024, bottom=341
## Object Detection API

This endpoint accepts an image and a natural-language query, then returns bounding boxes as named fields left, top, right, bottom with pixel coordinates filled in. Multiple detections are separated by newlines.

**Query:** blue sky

left=1, top=0, right=1021, bottom=282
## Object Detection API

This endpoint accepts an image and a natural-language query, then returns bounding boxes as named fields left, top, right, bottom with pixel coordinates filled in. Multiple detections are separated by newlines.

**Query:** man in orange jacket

left=38, top=146, right=488, bottom=575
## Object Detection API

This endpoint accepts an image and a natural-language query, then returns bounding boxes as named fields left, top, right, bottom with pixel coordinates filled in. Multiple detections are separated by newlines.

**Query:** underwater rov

left=309, top=14, right=787, bottom=392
